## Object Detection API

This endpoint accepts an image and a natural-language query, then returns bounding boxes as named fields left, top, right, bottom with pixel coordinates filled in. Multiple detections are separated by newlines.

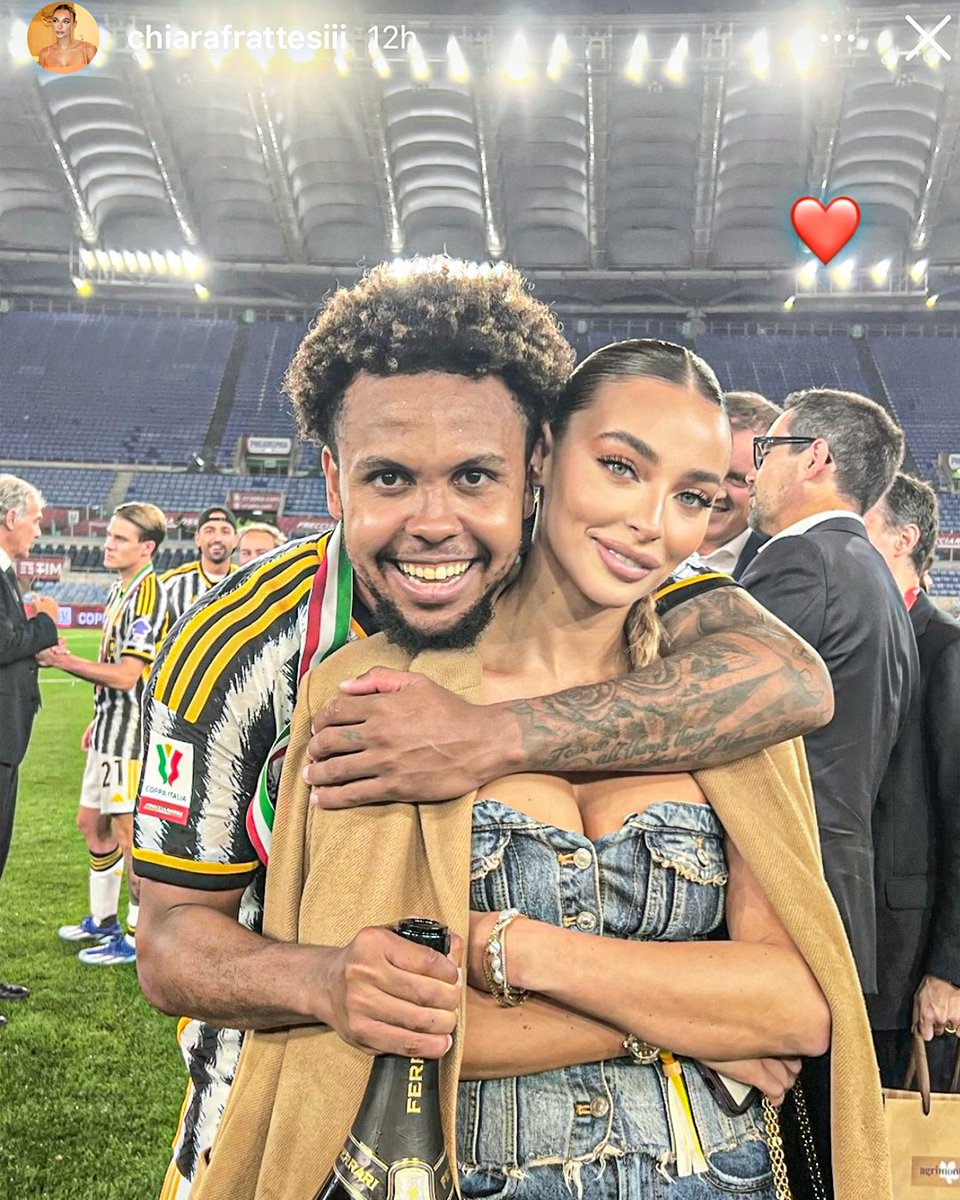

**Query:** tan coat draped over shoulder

left=193, top=633, right=892, bottom=1200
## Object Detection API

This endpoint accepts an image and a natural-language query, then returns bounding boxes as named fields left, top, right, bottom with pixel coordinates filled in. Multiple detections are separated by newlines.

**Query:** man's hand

left=305, top=668, right=520, bottom=807
left=326, top=924, right=463, bottom=1058
left=698, top=1056, right=802, bottom=1106
left=32, top=594, right=60, bottom=622
left=36, top=643, right=67, bottom=666
left=912, top=974, right=960, bottom=1040
left=80, top=722, right=92, bottom=752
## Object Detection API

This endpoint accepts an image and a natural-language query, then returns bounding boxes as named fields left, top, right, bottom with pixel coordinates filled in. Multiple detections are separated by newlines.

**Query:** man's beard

left=363, top=583, right=499, bottom=655
left=205, top=545, right=230, bottom=564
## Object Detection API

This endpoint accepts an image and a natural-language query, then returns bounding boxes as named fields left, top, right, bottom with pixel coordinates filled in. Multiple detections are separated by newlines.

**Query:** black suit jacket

left=740, top=516, right=918, bottom=992
left=732, top=530, right=767, bottom=581
left=869, top=593, right=960, bottom=1029
left=0, top=570, right=58, bottom=766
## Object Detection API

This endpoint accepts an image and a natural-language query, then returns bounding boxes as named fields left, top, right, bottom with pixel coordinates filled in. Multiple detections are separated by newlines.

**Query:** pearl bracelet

left=482, top=908, right=528, bottom=1008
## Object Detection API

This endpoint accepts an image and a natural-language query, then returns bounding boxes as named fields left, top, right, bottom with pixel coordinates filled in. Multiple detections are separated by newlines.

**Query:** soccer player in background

left=161, top=507, right=238, bottom=623
left=45, top=503, right=169, bottom=966
left=236, top=522, right=286, bottom=565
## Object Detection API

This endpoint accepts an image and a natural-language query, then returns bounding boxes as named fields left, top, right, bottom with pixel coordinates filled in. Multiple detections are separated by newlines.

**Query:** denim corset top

left=457, top=798, right=767, bottom=1173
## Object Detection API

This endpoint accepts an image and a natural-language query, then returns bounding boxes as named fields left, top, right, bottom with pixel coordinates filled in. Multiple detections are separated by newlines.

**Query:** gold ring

left=946, top=1023, right=958, bottom=1035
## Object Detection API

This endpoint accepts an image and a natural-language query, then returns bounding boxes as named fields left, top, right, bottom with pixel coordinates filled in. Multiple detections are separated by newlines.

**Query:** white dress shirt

left=701, top=527, right=753, bottom=576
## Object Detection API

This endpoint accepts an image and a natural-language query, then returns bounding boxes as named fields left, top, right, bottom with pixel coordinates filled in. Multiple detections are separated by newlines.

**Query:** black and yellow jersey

left=92, top=564, right=167, bottom=759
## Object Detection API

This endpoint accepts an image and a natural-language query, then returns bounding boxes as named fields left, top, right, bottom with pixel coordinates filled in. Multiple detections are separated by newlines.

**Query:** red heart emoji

left=791, top=196, right=860, bottom=264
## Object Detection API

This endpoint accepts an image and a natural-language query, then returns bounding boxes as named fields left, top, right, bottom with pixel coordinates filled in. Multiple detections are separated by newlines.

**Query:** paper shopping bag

left=883, top=1032, right=960, bottom=1197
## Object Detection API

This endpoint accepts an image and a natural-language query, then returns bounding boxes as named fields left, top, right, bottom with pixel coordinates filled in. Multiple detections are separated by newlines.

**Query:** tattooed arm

left=304, top=584, right=833, bottom=805
left=510, top=583, right=832, bottom=773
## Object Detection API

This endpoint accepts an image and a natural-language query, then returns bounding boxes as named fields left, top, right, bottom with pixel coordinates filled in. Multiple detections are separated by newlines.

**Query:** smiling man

left=161, top=507, right=239, bottom=624
left=322, top=370, right=531, bottom=655
left=698, top=391, right=780, bottom=579
left=132, top=259, right=832, bottom=1199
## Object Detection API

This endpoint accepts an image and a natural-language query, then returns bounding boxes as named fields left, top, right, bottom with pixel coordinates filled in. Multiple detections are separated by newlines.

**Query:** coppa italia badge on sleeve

left=139, top=738, right=193, bottom=824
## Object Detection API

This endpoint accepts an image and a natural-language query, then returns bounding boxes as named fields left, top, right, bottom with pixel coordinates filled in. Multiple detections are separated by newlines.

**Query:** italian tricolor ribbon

left=246, top=524, right=356, bottom=865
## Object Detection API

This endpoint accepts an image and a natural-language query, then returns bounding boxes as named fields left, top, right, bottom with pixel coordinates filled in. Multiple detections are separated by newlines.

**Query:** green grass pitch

left=0, top=630, right=185, bottom=1198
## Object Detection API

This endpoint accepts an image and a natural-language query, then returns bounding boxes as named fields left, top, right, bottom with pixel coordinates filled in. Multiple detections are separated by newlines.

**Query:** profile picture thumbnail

left=28, top=3, right=99, bottom=74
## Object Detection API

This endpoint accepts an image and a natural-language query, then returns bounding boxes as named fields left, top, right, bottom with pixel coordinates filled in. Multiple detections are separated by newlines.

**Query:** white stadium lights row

left=78, top=248, right=206, bottom=279
left=788, top=256, right=937, bottom=305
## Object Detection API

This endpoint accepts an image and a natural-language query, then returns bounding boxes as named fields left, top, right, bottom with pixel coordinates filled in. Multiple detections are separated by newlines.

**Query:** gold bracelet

left=622, top=1033, right=661, bottom=1063
left=482, top=908, right=527, bottom=1008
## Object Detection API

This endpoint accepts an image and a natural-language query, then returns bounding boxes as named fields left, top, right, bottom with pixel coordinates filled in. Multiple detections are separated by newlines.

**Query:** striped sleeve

left=134, top=538, right=326, bottom=890
left=117, top=570, right=167, bottom=664
left=654, top=554, right=737, bottom=618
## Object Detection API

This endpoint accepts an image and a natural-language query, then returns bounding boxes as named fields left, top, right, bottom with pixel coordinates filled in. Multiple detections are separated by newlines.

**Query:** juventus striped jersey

left=160, top=559, right=237, bottom=625
left=135, top=531, right=369, bottom=1182
left=133, top=533, right=732, bottom=1181
left=91, top=565, right=168, bottom=760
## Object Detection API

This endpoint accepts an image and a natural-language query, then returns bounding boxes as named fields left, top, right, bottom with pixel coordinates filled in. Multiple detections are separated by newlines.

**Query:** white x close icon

left=905, top=14, right=953, bottom=61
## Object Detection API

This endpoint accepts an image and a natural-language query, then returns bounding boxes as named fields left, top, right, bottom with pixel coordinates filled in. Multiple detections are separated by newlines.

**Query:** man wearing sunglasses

left=740, top=388, right=918, bottom=1178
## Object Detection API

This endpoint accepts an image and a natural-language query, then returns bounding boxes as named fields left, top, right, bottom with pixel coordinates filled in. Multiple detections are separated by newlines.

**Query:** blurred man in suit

left=866, top=473, right=960, bottom=1090
left=0, top=474, right=61, bottom=1024
left=698, top=390, right=780, bottom=579
left=741, top=390, right=918, bottom=1183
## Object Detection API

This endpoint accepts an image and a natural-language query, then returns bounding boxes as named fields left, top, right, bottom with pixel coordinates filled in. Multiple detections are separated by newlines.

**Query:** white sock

left=126, top=902, right=139, bottom=936
left=89, top=848, right=123, bottom=925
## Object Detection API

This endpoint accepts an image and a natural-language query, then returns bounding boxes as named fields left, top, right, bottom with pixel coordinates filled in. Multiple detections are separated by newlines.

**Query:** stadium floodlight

left=194, top=283, right=211, bottom=301
left=79, top=248, right=96, bottom=271
left=407, top=34, right=430, bottom=81
left=748, top=30, right=770, bottom=79
left=286, top=41, right=318, bottom=66
left=132, top=45, right=153, bottom=70
left=204, top=43, right=230, bottom=71
left=182, top=250, right=205, bottom=279
left=797, top=259, right=819, bottom=289
left=122, top=250, right=139, bottom=273
left=334, top=42, right=351, bottom=76
left=783, top=295, right=796, bottom=311
left=8, top=20, right=32, bottom=65
left=150, top=250, right=168, bottom=274
left=446, top=36, right=469, bottom=82
left=877, top=29, right=899, bottom=71
left=166, top=250, right=184, bottom=276
left=664, top=35, right=689, bottom=84
left=368, top=33, right=390, bottom=78
left=90, top=26, right=112, bottom=69
left=136, top=251, right=152, bottom=273
left=108, top=249, right=124, bottom=271
left=925, top=293, right=939, bottom=308
left=248, top=41, right=275, bottom=72
left=869, top=258, right=891, bottom=287
left=547, top=34, right=570, bottom=81
left=909, top=258, right=928, bottom=283
left=95, top=249, right=111, bottom=271
left=625, top=34, right=649, bottom=82
left=790, top=26, right=818, bottom=73
left=923, top=46, right=942, bottom=69
left=71, top=276, right=93, bottom=297
left=830, top=257, right=856, bottom=289
left=504, top=32, right=533, bottom=82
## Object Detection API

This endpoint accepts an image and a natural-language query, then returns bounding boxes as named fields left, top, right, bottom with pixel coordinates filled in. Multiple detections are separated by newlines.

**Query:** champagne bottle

left=315, top=918, right=456, bottom=1200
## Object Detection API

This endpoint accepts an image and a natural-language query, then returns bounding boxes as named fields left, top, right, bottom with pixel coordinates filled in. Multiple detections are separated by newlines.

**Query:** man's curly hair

left=284, top=257, right=575, bottom=458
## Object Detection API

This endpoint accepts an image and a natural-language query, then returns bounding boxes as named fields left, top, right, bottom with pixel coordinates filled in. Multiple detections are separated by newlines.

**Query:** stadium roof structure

left=1, top=1, right=959, bottom=314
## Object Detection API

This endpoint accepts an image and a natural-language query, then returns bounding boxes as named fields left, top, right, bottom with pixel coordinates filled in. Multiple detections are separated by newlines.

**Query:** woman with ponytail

left=455, top=339, right=830, bottom=1199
